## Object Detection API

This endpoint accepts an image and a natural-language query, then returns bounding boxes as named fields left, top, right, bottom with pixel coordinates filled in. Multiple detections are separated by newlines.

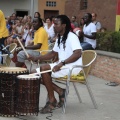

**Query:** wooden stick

left=16, top=37, right=33, bottom=64
left=29, top=69, right=52, bottom=76
left=29, top=66, right=69, bottom=76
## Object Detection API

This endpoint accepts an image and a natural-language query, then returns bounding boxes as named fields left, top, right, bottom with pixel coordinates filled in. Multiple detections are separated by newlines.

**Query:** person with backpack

left=92, top=12, right=102, bottom=32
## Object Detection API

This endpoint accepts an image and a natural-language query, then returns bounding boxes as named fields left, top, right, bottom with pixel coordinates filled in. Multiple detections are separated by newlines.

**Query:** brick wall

left=90, top=51, right=120, bottom=83
left=65, top=0, right=117, bottom=30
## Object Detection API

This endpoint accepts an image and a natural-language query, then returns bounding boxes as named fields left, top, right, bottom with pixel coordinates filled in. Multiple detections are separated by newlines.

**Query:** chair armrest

left=0, top=44, right=10, bottom=57
left=10, top=47, right=17, bottom=53
left=9, top=43, right=17, bottom=53
left=60, top=66, right=70, bottom=70
left=71, top=60, right=96, bottom=70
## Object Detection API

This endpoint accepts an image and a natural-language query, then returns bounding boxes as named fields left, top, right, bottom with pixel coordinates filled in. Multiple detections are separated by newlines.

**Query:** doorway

left=44, top=10, right=59, bottom=19
left=16, top=11, right=28, bottom=17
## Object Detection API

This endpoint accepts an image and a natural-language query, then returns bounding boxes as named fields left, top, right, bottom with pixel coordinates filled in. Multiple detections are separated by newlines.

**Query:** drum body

left=0, top=67, right=28, bottom=116
left=16, top=74, right=40, bottom=115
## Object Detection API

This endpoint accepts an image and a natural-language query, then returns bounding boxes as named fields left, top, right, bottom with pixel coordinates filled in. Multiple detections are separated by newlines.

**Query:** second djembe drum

left=16, top=74, right=41, bottom=116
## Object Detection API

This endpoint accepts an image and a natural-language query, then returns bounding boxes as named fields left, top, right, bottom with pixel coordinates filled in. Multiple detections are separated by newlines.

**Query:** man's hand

left=52, top=55, right=59, bottom=63
left=27, top=40, right=33, bottom=46
left=79, top=30, right=84, bottom=37
left=52, top=63, right=63, bottom=72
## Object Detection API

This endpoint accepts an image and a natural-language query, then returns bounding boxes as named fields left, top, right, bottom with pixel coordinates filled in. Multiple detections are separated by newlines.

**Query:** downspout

left=30, top=0, right=34, bottom=18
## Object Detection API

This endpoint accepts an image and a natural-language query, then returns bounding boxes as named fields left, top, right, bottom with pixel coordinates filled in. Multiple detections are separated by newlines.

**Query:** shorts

left=17, top=50, right=40, bottom=62
left=36, top=61, right=81, bottom=78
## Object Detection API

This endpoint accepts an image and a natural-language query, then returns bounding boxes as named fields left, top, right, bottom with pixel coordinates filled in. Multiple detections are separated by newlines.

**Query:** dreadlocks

left=57, top=15, right=71, bottom=50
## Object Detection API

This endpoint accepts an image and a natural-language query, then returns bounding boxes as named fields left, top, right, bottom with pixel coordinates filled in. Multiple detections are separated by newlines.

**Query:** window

left=80, top=0, right=87, bottom=10
left=46, top=1, right=56, bottom=7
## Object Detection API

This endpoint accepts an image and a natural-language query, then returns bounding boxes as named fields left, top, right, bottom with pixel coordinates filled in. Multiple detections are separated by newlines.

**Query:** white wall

left=0, top=0, right=38, bottom=17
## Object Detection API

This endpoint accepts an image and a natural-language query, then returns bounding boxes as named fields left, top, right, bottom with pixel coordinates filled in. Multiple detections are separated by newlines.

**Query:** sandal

left=57, top=89, right=66, bottom=108
left=40, top=100, right=57, bottom=114
left=106, top=82, right=119, bottom=86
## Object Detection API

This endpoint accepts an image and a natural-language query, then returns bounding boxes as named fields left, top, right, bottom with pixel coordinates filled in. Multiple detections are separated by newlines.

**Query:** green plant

left=96, top=31, right=120, bottom=53
left=111, top=31, right=120, bottom=53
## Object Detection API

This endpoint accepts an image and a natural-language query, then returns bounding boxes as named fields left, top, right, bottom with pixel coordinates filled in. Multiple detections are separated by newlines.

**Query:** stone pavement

left=0, top=62, right=120, bottom=120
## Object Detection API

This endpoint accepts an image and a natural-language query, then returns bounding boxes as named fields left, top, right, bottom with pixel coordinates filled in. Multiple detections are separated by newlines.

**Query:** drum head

left=17, top=74, right=40, bottom=80
left=0, top=67, right=27, bottom=73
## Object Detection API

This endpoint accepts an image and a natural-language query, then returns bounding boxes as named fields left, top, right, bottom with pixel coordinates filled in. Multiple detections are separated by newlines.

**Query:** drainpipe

left=30, top=0, right=34, bottom=18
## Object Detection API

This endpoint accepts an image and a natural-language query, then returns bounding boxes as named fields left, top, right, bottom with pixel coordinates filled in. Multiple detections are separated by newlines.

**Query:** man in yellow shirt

left=0, top=10, right=9, bottom=63
left=15, top=17, right=48, bottom=68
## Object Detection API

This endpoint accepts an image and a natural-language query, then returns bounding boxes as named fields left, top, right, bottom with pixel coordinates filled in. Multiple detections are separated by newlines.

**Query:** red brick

left=90, top=54, right=120, bottom=83
left=65, top=0, right=118, bottom=30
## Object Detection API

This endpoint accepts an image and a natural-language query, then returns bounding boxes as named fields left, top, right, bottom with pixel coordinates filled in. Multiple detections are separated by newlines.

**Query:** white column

left=30, top=0, right=34, bottom=18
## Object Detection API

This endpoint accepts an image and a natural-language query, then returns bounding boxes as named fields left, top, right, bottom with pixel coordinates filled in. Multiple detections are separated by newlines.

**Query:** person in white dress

left=44, top=17, right=55, bottom=43
left=22, top=22, right=32, bottom=46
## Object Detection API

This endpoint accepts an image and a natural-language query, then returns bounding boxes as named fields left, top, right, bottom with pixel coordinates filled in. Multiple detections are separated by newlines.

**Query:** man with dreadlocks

left=28, top=15, right=82, bottom=114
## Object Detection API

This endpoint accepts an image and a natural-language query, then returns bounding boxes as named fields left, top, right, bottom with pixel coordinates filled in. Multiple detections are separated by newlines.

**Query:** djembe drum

left=0, top=67, right=28, bottom=117
left=16, top=74, right=41, bottom=116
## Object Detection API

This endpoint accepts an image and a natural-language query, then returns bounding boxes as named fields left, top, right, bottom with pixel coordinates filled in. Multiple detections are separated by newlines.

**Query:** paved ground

left=0, top=62, right=120, bottom=120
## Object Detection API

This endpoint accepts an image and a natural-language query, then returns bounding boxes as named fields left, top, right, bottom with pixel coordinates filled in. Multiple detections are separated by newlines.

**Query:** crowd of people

left=1, top=9, right=108, bottom=114
left=1, top=11, right=105, bottom=53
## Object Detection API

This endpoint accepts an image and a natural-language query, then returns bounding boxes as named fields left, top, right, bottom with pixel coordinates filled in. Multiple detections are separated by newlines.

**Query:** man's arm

left=62, top=49, right=81, bottom=64
left=28, top=50, right=58, bottom=62
left=83, top=32, right=96, bottom=39
left=53, top=49, right=82, bottom=71
left=79, top=23, right=97, bottom=40
left=25, top=43, right=41, bottom=50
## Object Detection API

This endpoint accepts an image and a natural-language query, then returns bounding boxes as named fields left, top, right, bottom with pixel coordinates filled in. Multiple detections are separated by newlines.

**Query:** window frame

left=80, top=0, right=87, bottom=10
left=46, top=1, right=56, bottom=7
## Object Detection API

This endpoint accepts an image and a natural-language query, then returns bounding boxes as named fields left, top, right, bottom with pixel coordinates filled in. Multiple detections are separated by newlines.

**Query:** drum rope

left=47, top=106, right=61, bottom=120
left=46, top=113, right=53, bottom=120
left=39, top=106, right=60, bottom=120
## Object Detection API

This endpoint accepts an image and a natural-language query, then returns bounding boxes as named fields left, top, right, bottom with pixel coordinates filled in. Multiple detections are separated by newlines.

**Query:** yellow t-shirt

left=0, top=10, right=9, bottom=38
left=33, top=27, right=48, bottom=54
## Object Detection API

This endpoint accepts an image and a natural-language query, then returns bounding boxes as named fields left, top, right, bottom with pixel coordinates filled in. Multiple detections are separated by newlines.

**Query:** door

left=44, top=10, right=59, bottom=19
left=16, top=11, right=28, bottom=17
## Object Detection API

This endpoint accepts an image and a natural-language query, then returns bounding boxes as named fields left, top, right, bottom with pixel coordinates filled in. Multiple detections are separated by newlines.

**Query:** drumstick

left=16, top=37, right=33, bottom=64
left=29, top=66, right=69, bottom=76
left=29, top=69, right=52, bottom=76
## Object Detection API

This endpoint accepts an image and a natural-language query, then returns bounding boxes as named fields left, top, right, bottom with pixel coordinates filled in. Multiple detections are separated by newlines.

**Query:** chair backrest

left=82, top=50, right=97, bottom=78
left=5, top=43, right=17, bottom=66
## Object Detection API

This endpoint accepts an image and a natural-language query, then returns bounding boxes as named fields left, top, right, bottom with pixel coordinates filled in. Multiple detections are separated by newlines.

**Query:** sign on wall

left=116, top=0, right=120, bottom=31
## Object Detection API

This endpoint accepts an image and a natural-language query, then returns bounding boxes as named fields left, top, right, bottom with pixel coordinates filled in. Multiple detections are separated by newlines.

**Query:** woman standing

left=44, top=17, right=55, bottom=44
